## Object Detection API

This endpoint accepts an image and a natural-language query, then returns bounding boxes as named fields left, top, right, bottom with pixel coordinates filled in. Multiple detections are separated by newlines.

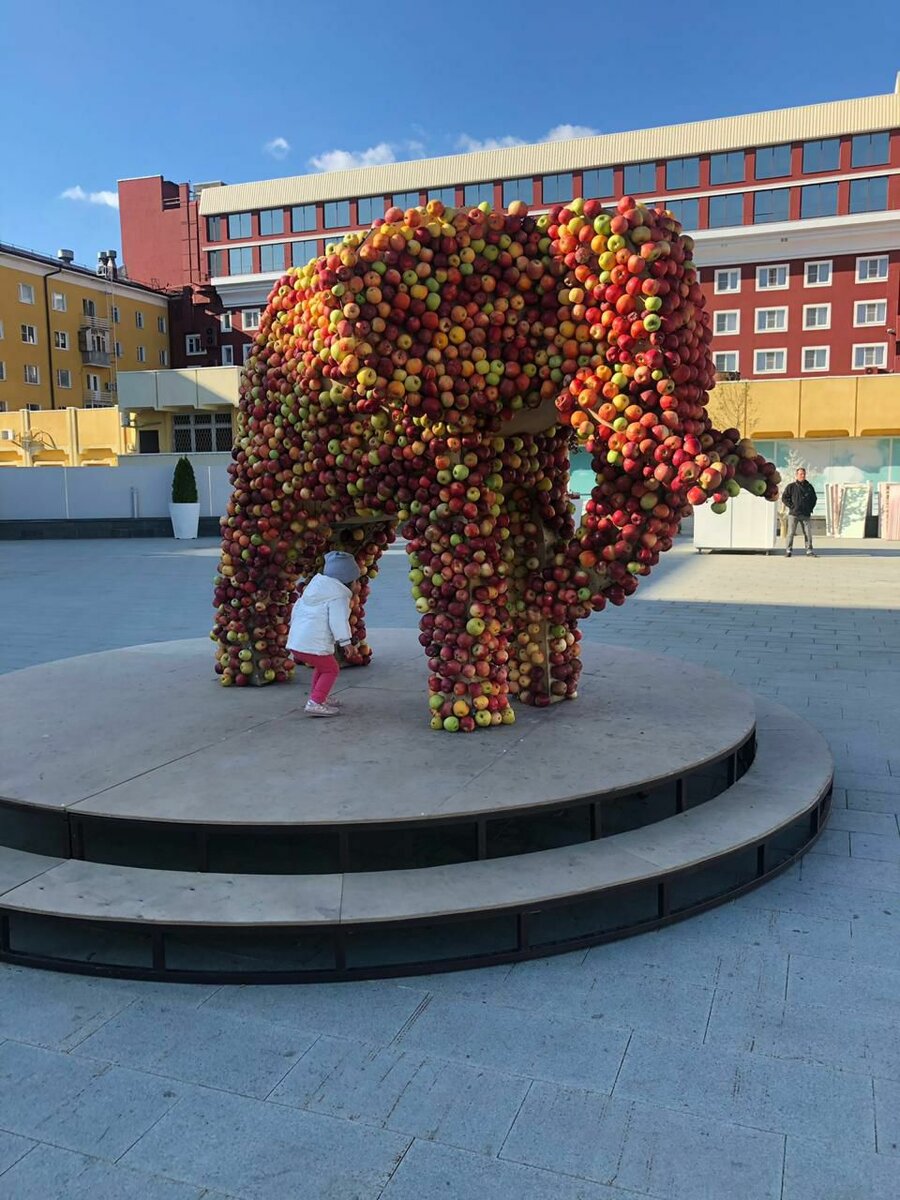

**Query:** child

left=287, top=550, right=360, bottom=717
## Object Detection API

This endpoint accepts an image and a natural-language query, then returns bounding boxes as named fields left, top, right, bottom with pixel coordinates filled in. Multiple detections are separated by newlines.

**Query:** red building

left=119, top=77, right=900, bottom=380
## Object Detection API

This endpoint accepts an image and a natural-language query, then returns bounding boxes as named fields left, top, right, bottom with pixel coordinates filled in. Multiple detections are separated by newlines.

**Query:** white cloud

left=60, top=185, right=119, bottom=210
left=544, top=123, right=600, bottom=141
left=263, top=136, right=291, bottom=160
left=455, top=124, right=600, bottom=155
left=309, top=142, right=396, bottom=172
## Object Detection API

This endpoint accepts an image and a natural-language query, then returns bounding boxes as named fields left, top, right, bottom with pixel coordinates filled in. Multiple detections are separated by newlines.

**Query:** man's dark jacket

left=782, top=479, right=817, bottom=517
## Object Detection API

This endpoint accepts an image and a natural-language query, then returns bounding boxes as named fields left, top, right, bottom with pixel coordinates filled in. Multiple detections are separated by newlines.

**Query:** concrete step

left=0, top=707, right=832, bottom=983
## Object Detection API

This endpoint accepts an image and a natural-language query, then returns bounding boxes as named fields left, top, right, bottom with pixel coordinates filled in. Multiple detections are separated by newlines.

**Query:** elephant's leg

left=331, top=518, right=397, bottom=667
left=403, top=438, right=514, bottom=731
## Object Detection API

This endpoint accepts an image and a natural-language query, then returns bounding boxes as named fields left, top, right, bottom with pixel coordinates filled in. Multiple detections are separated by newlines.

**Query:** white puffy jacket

left=286, top=574, right=352, bottom=656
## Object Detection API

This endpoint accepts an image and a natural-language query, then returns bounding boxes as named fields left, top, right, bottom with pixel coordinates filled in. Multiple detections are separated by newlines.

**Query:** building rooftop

left=0, top=241, right=170, bottom=299
left=197, top=75, right=900, bottom=216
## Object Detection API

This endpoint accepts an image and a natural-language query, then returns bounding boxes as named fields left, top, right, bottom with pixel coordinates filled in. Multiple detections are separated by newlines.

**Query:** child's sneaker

left=305, top=700, right=340, bottom=718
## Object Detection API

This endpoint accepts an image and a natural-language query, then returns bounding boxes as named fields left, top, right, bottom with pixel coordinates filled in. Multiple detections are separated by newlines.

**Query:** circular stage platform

left=0, top=630, right=833, bottom=983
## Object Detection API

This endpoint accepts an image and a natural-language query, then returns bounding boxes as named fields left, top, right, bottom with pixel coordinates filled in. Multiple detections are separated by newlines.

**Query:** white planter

left=169, top=502, right=200, bottom=539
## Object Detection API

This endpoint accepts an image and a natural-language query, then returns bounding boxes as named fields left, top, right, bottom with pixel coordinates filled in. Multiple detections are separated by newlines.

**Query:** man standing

left=781, top=467, right=818, bottom=557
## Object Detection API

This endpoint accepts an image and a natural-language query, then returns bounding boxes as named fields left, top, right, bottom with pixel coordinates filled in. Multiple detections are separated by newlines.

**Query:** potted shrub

left=169, top=456, right=200, bottom=539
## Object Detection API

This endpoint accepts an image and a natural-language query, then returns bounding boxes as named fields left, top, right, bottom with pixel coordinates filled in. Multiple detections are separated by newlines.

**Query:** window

left=805, top=260, right=832, bottom=287
left=242, top=343, right=254, bottom=364
left=503, top=178, right=533, bottom=206
left=802, top=304, right=831, bottom=330
left=714, top=268, right=741, bottom=294
left=392, top=191, right=420, bottom=209
left=708, top=193, right=744, bottom=228
left=51, top=291, right=66, bottom=312
left=220, top=312, right=232, bottom=333
left=755, top=144, right=791, bottom=179
left=357, top=196, right=382, bottom=225
left=802, top=347, right=830, bottom=372
left=849, top=176, right=888, bottom=213
left=324, top=200, right=350, bottom=227
left=86, top=372, right=100, bottom=393
left=221, top=345, right=235, bottom=366
left=115, top=341, right=123, bottom=358
left=228, top=247, right=254, bottom=275
left=427, top=187, right=456, bottom=206
left=25, top=404, right=41, bottom=412
left=259, top=208, right=283, bottom=236
left=136, top=345, right=146, bottom=362
left=755, top=307, right=788, bottom=333
left=242, top=309, right=261, bottom=330
left=853, top=343, right=887, bottom=370
left=714, top=310, right=740, bottom=335
left=753, top=188, right=790, bottom=224
left=666, top=156, right=700, bottom=189
left=800, top=182, right=838, bottom=219
left=173, top=412, right=234, bottom=453
left=157, top=315, right=167, bottom=333
left=464, top=182, right=495, bottom=206
left=135, top=311, right=144, bottom=329
left=754, top=348, right=787, bottom=374
left=83, top=298, right=96, bottom=317
left=0, top=365, right=5, bottom=383
left=622, top=162, right=655, bottom=194
left=159, top=349, right=168, bottom=366
left=56, top=368, right=72, bottom=388
left=292, top=239, right=320, bottom=266
left=756, top=264, right=789, bottom=290
left=259, top=243, right=286, bottom=272
left=665, top=198, right=699, bottom=229
left=24, top=364, right=40, bottom=384
left=292, top=204, right=316, bottom=232
left=713, top=351, right=739, bottom=374
left=582, top=168, right=614, bottom=198
left=208, top=250, right=226, bottom=277
left=802, top=138, right=840, bottom=173
left=0, top=321, right=4, bottom=338
left=206, top=216, right=222, bottom=242
left=185, top=334, right=204, bottom=355
left=112, top=305, right=120, bottom=323
left=18, top=282, right=35, bottom=304
left=852, top=132, right=889, bottom=168
left=228, top=212, right=252, bottom=239
left=541, top=173, right=573, bottom=204
left=854, top=300, right=888, bottom=326
left=20, top=324, right=37, bottom=345
left=856, top=255, right=889, bottom=283
left=709, top=151, right=744, bottom=185
left=54, top=330, right=69, bottom=350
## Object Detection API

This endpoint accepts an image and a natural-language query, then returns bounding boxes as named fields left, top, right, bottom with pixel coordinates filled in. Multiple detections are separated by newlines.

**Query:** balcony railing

left=83, top=391, right=114, bottom=408
left=81, top=348, right=111, bottom=366
left=80, top=314, right=110, bottom=332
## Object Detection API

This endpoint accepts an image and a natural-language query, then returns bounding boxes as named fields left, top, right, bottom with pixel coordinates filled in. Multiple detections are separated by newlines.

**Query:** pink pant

left=292, top=651, right=339, bottom=703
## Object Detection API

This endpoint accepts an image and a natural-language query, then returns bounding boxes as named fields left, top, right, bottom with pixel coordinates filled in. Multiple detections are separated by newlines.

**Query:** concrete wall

left=0, top=453, right=231, bottom=521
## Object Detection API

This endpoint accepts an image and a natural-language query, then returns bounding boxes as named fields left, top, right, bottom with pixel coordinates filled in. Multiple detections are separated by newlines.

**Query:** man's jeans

left=786, top=514, right=813, bottom=551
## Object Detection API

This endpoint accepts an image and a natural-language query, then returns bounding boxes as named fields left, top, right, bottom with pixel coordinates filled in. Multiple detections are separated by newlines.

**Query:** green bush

left=171, top=456, right=198, bottom=504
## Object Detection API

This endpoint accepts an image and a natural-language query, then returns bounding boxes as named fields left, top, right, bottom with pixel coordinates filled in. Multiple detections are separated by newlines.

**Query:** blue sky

left=2, top=0, right=899, bottom=267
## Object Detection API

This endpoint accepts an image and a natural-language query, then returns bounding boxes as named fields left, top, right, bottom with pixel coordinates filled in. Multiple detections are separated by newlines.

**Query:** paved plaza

left=0, top=534, right=899, bottom=1199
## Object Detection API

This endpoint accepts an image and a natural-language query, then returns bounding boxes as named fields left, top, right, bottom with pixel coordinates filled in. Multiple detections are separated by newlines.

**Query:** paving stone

left=852, top=831, right=900, bottom=863
left=381, top=1139, right=644, bottom=1200
left=849, top=910, right=900, bottom=972
left=271, top=1035, right=529, bottom=1155
left=808, top=828, right=850, bottom=855
left=706, top=988, right=900, bottom=1079
left=205, top=979, right=429, bottom=1043
left=875, top=1077, right=900, bottom=1155
left=615, top=1030, right=875, bottom=1147
left=0, top=1129, right=34, bottom=1175
left=72, top=997, right=313, bottom=1098
left=789, top=953, right=900, bottom=1021
left=828, top=809, right=899, bottom=835
left=800, top=853, right=900, bottom=894
left=394, top=995, right=630, bottom=1092
left=0, top=1145, right=212, bottom=1200
left=0, top=1041, right=188, bottom=1160
left=121, top=1086, right=410, bottom=1199
left=782, top=1137, right=900, bottom=1200
left=845, top=790, right=900, bottom=815
left=502, top=1080, right=784, bottom=1200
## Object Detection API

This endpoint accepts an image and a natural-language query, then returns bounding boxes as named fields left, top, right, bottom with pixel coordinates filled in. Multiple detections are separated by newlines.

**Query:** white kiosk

left=693, top=489, right=778, bottom=553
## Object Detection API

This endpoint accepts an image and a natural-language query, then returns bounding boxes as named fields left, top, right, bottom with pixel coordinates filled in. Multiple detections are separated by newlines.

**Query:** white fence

left=0, top=454, right=232, bottom=521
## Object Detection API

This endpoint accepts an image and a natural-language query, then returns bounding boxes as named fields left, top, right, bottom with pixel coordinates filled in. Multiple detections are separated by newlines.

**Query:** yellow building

left=0, top=243, right=170, bottom=416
